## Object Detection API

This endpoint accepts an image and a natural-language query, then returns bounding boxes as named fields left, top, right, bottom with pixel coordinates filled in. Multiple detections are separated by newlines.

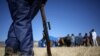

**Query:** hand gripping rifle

left=40, top=4, right=52, bottom=56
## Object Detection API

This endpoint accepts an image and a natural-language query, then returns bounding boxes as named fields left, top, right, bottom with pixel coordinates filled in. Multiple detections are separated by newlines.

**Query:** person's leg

left=93, top=38, right=96, bottom=46
left=95, top=39, right=98, bottom=47
left=89, top=39, right=93, bottom=46
left=71, top=42, right=73, bottom=46
left=5, top=23, right=20, bottom=51
left=13, top=0, right=37, bottom=55
left=93, top=39, right=95, bottom=46
left=14, top=0, right=40, bottom=55
left=73, top=41, right=75, bottom=46
left=5, top=0, right=20, bottom=55
left=6, top=0, right=40, bottom=56
left=72, top=42, right=74, bottom=46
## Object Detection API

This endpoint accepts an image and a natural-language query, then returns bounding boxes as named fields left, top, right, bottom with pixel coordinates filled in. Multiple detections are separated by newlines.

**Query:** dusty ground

left=0, top=46, right=100, bottom=56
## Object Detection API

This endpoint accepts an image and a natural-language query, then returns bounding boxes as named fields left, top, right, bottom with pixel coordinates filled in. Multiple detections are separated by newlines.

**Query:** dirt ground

left=0, top=46, right=100, bottom=56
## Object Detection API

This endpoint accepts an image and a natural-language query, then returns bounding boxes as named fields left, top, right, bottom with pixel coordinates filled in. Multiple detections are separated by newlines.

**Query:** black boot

left=5, top=47, right=13, bottom=56
left=4, top=47, right=20, bottom=56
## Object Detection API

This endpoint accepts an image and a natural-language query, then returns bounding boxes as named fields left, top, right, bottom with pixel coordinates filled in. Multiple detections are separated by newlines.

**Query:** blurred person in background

left=91, top=29, right=98, bottom=46
left=71, top=34, right=75, bottom=46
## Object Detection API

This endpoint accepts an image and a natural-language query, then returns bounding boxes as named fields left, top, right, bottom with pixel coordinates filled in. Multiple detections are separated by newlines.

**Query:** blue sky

left=0, top=0, right=100, bottom=41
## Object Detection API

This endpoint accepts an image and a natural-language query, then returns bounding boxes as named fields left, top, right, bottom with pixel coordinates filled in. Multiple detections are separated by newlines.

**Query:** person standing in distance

left=91, top=29, right=98, bottom=46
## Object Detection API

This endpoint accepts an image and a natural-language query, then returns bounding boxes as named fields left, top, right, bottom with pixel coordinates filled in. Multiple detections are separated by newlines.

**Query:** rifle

left=40, top=4, right=52, bottom=56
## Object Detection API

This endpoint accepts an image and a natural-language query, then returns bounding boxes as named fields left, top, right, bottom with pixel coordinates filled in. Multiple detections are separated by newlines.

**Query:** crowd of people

left=58, top=29, right=99, bottom=47
left=39, top=29, right=99, bottom=47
